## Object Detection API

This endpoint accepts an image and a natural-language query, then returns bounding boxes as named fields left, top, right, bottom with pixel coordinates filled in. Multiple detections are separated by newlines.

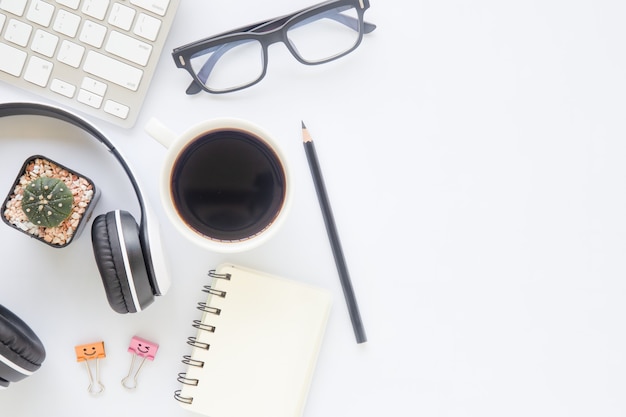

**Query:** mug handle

left=145, top=118, right=177, bottom=148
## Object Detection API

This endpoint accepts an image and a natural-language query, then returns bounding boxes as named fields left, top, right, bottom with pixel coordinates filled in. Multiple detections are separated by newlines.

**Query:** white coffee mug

left=146, top=117, right=292, bottom=253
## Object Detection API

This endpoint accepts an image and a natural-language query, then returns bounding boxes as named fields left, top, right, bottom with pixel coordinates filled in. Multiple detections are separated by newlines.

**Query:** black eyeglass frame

left=172, top=0, right=376, bottom=94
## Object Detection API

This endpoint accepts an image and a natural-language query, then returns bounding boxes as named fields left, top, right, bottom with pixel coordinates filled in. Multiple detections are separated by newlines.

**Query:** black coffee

left=171, top=129, right=286, bottom=242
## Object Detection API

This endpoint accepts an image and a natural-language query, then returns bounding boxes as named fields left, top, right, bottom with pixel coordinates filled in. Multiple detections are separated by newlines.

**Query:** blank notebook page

left=178, top=263, right=332, bottom=417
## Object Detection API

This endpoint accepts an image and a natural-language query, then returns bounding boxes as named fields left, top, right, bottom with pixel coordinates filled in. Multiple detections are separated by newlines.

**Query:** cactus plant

left=21, top=177, right=73, bottom=228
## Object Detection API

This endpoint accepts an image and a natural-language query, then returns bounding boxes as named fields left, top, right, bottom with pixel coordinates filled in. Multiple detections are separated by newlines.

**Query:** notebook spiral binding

left=182, top=354, right=205, bottom=368
left=193, top=319, right=216, bottom=333
left=197, top=302, right=222, bottom=315
left=174, top=270, right=231, bottom=405
left=177, top=372, right=199, bottom=386
left=187, top=337, right=210, bottom=350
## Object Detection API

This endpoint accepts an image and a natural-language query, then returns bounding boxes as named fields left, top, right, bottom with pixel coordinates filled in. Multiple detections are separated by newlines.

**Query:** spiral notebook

left=175, top=263, right=332, bottom=417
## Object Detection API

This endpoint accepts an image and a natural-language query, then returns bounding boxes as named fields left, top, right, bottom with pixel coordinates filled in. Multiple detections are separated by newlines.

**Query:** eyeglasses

left=172, top=0, right=376, bottom=94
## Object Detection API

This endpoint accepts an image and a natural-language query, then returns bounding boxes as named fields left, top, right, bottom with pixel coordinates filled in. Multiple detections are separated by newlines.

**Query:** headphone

left=0, top=102, right=171, bottom=388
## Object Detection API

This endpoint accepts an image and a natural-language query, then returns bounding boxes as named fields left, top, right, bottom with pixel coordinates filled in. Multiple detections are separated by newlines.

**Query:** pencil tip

left=301, top=121, right=306, bottom=129
left=301, top=121, right=313, bottom=143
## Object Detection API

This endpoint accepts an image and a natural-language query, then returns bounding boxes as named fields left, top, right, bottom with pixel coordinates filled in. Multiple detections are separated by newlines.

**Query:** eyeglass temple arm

left=285, top=9, right=375, bottom=33
left=199, top=11, right=374, bottom=39
left=363, top=20, right=376, bottom=33
left=255, top=10, right=376, bottom=34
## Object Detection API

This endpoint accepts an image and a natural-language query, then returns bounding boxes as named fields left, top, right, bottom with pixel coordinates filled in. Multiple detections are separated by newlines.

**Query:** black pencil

left=302, top=121, right=367, bottom=344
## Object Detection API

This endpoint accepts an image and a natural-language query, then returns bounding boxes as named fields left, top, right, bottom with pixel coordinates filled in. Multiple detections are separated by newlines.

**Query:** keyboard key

left=104, top=100, right=130, bottom=119
left=133, top=13, right=161, bottom=41
left=79, top=19, right=106, bottom=47
left=0, top=42, right=27, bottom=76
left=109, top=3, right=135, bottom=31
left=0, top=13, right=5, bottom=31
left=24, top=55, right=53, bottom=87
left=50, top=78, right=76, bottom=97
left=0, top=0, right=28, bottom=17
left=31, top=29, right=59, bottom=57
left=77, top=88, right=103, bottom=108
left=81, top=76, right=106, bottom=95
left=26, top=1, right=54, bottom=27
left=81, top=0, right=110, bottom=20
left=53, top=9, right=80, bottom=37
left=5, top=19, right=32, bottom=47
left=130, top=0, right=170, bottom=16
left=105, top=30, right=152, bottom=66
left=83, top=50, right=143, bottom=91
left=57, top=39, right=85, bottom=67
left=55, top=0, right=80, bottom=10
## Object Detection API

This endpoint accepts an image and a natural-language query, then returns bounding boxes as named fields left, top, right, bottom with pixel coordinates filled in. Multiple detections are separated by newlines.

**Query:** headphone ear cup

left=0, top=305, right=45, bottom=387
left=91, top=210, right=155, bottom=314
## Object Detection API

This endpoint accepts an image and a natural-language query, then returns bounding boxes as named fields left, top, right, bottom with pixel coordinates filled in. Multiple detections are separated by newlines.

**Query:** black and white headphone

left=0, top=102, right=171, bottom=388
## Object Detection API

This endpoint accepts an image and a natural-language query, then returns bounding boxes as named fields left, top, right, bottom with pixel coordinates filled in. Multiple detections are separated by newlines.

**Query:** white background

left=2, top=0, right=626, bottom=416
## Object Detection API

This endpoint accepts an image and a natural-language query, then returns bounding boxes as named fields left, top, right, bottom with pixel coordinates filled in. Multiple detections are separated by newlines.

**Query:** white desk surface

left=2, top=1, right=626, bottom=416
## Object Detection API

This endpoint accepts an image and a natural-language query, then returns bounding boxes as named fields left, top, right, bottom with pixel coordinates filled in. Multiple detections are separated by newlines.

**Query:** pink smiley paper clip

left=121, top=336, right=159, bottom=389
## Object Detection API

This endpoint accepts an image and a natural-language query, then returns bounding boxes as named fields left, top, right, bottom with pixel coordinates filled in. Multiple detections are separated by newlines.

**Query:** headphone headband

left=0, top=102, right=144, bottom=214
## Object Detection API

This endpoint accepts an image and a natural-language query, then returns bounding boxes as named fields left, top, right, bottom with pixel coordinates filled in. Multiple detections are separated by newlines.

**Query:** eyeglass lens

left=286, top=5, right=360, bottom=63
left=189, top=4, right=362, bottom=93
left=190, top=39, right=264, bottom=93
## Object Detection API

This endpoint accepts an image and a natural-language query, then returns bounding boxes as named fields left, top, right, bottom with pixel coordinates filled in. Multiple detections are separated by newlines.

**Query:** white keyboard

left=0, top=0, right=180, bottom=128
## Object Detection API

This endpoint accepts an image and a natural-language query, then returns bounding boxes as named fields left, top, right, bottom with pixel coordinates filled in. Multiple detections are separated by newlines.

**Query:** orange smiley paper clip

left=75, top=341, right=106, bottom=394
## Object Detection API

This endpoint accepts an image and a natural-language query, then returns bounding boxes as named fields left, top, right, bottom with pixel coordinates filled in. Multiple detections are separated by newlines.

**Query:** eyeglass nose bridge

left=261, top=28, right=309, bottom=65
left=239, top=27, right=310, bottom=72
